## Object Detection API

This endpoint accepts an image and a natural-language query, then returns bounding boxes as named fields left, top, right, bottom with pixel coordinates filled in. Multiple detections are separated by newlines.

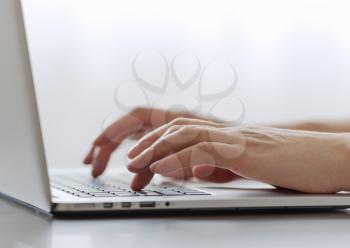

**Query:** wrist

left=336, top=133, right=350, bottom=192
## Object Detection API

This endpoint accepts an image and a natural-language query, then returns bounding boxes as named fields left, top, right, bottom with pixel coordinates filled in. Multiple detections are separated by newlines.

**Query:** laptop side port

left=140, top=202, right=156, bottom=208
left=121, top=202, right=132, bottom=208
left=103, top=203, right=113, bottom=209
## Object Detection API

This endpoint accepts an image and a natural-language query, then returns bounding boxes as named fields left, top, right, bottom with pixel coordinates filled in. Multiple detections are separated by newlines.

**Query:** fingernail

left=127, top=149, right=153, bottom=170
left=149, top=162, right=159, bottom=173
left=127, top=155, right=148, bottom=171
left=128, top=140, right=154, bottom=159
left=127, top=144, right=139, bottom=158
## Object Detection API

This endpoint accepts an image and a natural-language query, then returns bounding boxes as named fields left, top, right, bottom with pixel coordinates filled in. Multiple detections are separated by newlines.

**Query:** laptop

left=1, top=0, right=350, bottom=216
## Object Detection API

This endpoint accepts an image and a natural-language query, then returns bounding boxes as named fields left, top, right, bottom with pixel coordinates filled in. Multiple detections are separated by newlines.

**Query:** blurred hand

left=84, top=107, right=350, bottom=193
left=127, top=120, right=350, bottom=193
left=83, top=107, right=223, bottom=181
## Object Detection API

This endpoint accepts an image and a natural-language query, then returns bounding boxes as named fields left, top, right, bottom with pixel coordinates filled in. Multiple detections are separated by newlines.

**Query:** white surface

left=1, top=198, right=350, bottom=248
left=20, top=0, right=350, bottom=169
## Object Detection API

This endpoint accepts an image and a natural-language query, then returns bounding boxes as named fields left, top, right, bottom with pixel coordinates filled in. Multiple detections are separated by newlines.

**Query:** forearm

left=236, top=128, right=350, bottom=193
left=273, top=119, right=350, bottom=133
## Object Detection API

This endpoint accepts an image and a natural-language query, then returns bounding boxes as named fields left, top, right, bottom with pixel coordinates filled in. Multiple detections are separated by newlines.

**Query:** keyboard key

left=97, top=186, right=126, bottom=192
left=75, top=193, right=94, bottom=198
left=90, top=192, right=117, bottom=197
left=184, top=192, right=211, bottom=195
left=151, top=188, right=184, bottom=196
left=138, top=190, right=162, bottom=196
left=114, top=192, right=140, bottom=197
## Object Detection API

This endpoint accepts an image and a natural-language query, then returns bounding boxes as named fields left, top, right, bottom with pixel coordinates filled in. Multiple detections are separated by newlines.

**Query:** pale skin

left=83, top=107, right=350, bottom=193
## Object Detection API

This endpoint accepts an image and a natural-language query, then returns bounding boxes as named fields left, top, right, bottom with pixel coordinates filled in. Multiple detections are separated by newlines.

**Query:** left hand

left=127, top=118, right=350, bottom=193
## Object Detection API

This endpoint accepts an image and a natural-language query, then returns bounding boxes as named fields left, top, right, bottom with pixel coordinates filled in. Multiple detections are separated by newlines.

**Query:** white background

left=21, top=0, right=350, bottom=169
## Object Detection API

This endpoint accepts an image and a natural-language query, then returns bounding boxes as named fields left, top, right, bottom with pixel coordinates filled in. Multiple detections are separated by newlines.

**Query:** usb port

left=122, top=202, right=132, bottom=208
left=103, top=203, right=113, bottom=209
left=140, top=202, right=156, bottom=208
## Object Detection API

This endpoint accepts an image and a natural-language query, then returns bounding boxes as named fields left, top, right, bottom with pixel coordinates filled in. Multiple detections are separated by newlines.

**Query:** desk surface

left=1, top=198, right=350, bottom=248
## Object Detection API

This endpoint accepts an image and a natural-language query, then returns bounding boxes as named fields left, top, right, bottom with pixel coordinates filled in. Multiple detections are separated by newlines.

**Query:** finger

left=128, top=127, right=243, bottom=172
left=149, top=142, right=245, bottom=175
left=192, top=164, right=238, bottom=183
left=91, top=142, right=119, bottom=177
left=84, top=108, right=150, bottom=167
left=128, top=126, right=208, bottom=172
left=128, top=135, right=243, bottom=189
left=128, top=118, right=226, bottom=158
left=85, top=108, right=195, bottom=165
left=83, top=147, right=95, bottom=165
left=130, top=168, right=154, bottom=191
left=94, top=108, right=192, bottom=147
left=128, top=127, right=151, bottom=140
left=160, top=168, right=192, bottom=180
left=150, top=152, right=194, bottom=179
left=93, top=110, right=147, bottom=147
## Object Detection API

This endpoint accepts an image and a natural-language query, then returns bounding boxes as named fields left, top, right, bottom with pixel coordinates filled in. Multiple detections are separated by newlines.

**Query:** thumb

left=192, top=164, right=239, bottom=183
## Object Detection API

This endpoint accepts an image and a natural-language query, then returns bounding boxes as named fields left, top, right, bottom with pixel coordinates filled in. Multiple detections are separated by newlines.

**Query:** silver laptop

left=1, top=0, right=350, bottom=216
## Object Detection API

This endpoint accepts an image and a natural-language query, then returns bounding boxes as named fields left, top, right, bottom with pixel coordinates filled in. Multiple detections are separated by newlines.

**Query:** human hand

left=127, top=121, right=350, bottom=193
left=83, top=107, right=220, bottom=178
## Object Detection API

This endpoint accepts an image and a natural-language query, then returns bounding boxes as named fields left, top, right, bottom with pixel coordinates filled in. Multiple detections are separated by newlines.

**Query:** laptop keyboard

left=50, top=175, right=210, bottom=198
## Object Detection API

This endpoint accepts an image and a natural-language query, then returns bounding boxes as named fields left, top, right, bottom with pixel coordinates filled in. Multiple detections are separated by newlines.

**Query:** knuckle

left=178, top=126, right=197, bottom=136
left=171, top=117, right=189, bottom=125
left=167, top=124, right=183, bottom=134
left=137, top=137, right=150, bottom=147
left=195, top=142, right=213, bottom=152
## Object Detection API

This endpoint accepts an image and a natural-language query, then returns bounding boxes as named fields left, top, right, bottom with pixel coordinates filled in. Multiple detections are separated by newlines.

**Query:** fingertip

left=83, top=147, right=95, bottom=164
left=130, top=177, right=145, bottom=191
left=130, top=169, right=154, bottom=191
left=127, top=165, right=140, bottom=173
left=91, top=167, right=100, bottom=178
left=130, top=183, right=142, bottom=191
left=92, top=162, right=103, bottom=178
left=83, top=156, right=92, bottom=165
left=127, top=147, right=139, bottom=159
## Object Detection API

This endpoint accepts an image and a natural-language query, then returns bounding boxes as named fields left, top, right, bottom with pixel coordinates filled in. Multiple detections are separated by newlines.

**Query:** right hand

left=83, top=107, right=232, bottom=187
